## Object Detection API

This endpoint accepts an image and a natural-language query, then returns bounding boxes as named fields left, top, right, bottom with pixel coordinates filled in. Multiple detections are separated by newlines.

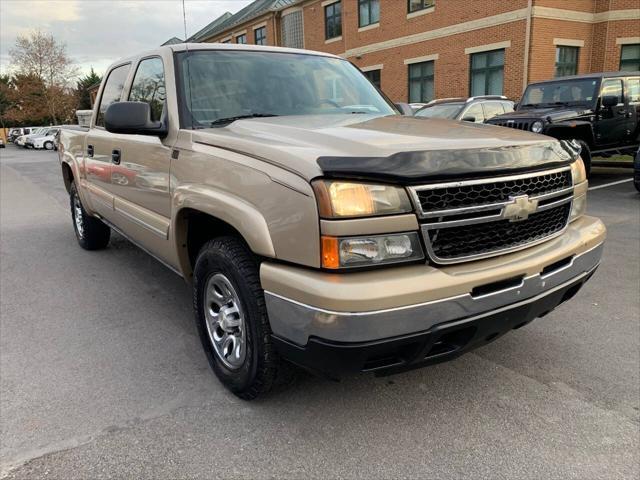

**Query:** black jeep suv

left=487, top=72, right=639, bottom=175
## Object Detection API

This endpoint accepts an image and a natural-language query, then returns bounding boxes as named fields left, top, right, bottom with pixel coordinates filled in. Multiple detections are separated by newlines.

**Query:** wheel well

left=180, top=209, right=245, bottom=273
left=546, top=124, right=594, bottom=147
left=61, top=163, right=74, bottom=193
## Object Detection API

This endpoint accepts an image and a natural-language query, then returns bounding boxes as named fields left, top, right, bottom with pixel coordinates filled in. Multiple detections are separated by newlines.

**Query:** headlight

left=531, top=120, right=544, bottom=133
left=313, top=180, right=412, bottom=218
left=321, top=232, right=424, bottom=269
left=570, top=194, right=587, bottom=222
left=570, top=158, right=587, bottom=185
left=570, top=158, right=588, bottom=222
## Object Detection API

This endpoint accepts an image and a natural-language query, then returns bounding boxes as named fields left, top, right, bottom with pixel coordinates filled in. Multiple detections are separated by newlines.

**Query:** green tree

left=76, top=68, right=101, bottom=110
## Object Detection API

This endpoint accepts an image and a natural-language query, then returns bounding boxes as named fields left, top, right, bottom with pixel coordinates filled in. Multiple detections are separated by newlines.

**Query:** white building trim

left=358, top=23, right=380, bottom=33
left=344, top=9, right=527, bottom=58
left=404, top=54, right=439, bottom=65
left=252, top=22, right=267, bottom=30
left=553, top=38, right=585, bottom=47
left=465, top=41, right=511, bottom=55
left=532, top=7, right=640, bottom=23
left=325, top=36, right=342, bottom=45
left=407, top=6, right=435, bottom=20
left=361, top=64, right=384, bottom=72
left=616, top=37, right=640, bottom=45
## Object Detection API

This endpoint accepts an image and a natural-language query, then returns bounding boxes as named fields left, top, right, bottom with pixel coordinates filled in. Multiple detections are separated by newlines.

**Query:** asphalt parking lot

left=1, top=144, right=638, bottom=479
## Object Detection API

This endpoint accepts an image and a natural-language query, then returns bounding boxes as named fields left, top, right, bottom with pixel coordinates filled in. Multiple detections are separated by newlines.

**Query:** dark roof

left=531, top=71, right=640, bottom=83
left=161, top=37, right=183, bottom=46
left=188, top=0, right=299, bottom=42
left=187, top=12, right=233, bottom=42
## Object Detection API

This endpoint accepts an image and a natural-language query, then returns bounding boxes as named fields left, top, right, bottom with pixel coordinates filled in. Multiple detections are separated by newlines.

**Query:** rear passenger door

left=595, top=78, right=628, bottom=146
left=85, top=63, right=131, bottom=219
left=624, top=77, right=639, bottom=144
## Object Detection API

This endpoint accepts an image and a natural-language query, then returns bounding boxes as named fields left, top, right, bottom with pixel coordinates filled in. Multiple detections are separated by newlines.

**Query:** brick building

left=189, top=0, right=640, bottom=102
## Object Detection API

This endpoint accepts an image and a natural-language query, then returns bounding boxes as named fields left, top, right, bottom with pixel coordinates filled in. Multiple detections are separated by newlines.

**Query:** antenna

left=181, top=0, right=194, bottom=129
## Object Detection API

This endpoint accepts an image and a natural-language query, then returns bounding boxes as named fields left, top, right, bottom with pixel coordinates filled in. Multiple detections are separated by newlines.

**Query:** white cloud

left=0, top=0, right=251, bottom=76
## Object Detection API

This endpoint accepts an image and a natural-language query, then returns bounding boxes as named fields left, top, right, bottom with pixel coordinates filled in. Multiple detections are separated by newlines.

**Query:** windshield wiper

left=209, top=113, right=279, bottom=126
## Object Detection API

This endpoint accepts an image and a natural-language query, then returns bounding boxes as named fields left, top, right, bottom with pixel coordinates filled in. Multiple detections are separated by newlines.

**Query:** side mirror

left=395, top=102, right=415, bottom=116
left=601, top=95, right=618, bottom=108
left=104, top=102, right=167, bottom=137
left=461, top=116, right=476, bottom=122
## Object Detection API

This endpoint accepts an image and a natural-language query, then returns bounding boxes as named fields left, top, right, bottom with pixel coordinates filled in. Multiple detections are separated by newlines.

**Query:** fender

left=172, top=184, right=276, bottom=275
left=545, top=121, right=595, bottom=145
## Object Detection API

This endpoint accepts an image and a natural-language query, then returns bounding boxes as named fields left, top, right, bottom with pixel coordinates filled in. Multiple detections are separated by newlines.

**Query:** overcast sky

left=0, top=0, right=252, bottom=78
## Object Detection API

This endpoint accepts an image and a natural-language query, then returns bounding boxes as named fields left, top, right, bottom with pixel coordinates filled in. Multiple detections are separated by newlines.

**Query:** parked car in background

left=27, top=127, right=60, bottom=150
left=414, top=96, right=514, bottom=123
left=0, top=138, right=5, bottom=148
left=19, top=127, right=49, bottom=148
left=487, top=72, right=640, bottom=175
left=409, top=103, right=427, bottom=114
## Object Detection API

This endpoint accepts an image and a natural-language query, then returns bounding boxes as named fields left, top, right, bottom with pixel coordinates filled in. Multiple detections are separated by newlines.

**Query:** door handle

left=111, top=149, right=121, bottom=165
left=87, top=144, right=94, bottom=157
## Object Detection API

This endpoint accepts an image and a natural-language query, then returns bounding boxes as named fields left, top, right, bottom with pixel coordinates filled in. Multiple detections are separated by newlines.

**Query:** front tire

left=44, top=141, right=54, bottom=150
left=70, top=182, right=111, bottom=250
left=193, top=236, right=283, bottom=400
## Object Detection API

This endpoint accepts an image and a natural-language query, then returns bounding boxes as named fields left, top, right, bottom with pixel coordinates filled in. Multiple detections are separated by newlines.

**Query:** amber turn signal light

left=321, top=236, right=339, bottom=269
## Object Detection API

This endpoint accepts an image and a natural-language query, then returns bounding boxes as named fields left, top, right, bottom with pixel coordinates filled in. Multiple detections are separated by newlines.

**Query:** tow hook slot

left=471, top=275, right=524, bottom=298
left=541, top=255, right=574, bottom=278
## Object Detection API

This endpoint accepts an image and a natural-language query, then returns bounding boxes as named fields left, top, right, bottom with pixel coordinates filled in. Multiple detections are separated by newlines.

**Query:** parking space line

left=588, top=178, right=633, bottom=191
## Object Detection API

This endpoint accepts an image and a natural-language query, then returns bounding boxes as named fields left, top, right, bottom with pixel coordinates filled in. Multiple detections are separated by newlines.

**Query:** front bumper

left=262, top=216, right=605, bottom=375
left=273, top=267, right=597, bottom=378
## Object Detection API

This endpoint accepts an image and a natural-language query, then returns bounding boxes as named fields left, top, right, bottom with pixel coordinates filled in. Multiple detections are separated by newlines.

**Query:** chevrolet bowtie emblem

left=502, top=195, right=539, bottom=222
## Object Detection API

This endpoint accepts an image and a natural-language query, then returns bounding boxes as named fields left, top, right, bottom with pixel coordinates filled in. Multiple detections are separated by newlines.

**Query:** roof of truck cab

left=168, top=42, right=341, bottom=58
left=106, top=43, right=341, bottom=71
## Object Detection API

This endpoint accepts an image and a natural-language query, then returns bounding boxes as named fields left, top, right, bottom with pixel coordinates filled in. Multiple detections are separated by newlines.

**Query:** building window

left=236, top=34, right=247, bottom=44
left=408, top=0, right=435, bottom=14
left=555, top=46, right=579, bottom=77
left=363, top=69, right=381, bottom=89
left=325, top=1, right=342, bottom=40
left=470, top=49, right=504, bottom=96
left=282, top=11, right=304, bottom=49
left=359, top=0, right=379, bottom=27
left=255, top=27, right=266, bottom=45
left=408, top=61, right=434, bottom=103
left=620, top=44, right=640, bottom=71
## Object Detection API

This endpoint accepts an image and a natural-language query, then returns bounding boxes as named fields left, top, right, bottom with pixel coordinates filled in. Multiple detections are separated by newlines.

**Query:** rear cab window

left=96, top=63, right=131, bottom=127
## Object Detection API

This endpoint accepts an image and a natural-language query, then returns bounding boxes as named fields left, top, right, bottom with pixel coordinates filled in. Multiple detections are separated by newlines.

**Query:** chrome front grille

left=408, top=167, right=574, bottom=264
left=489, top=120, right=531, bottom=131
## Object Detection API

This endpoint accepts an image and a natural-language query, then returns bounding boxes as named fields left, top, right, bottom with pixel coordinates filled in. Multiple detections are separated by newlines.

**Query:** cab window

left=128, top=57, right=166, bottom=122
left=601, top=79, right=623, bottom=105
left=96, top=64, right=131, bottom=127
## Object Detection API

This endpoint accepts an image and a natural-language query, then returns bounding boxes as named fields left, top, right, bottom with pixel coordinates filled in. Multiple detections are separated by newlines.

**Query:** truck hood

left=192, top=114, right=575, bottom=183
left=491, top=106, right=593, bottom=123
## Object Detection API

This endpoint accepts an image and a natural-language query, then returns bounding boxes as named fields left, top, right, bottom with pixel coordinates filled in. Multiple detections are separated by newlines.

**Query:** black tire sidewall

left=193, top=239, right=264, bottom=395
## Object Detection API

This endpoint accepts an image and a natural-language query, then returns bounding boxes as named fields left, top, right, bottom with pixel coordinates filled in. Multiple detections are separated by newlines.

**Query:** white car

left=17, top=127, right=47, bottom=147
left=29, top=128, right=60, bottom=150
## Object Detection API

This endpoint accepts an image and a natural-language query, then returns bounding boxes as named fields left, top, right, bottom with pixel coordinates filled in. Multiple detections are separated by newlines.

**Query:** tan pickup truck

left=59, top=44, right=605, bottom=399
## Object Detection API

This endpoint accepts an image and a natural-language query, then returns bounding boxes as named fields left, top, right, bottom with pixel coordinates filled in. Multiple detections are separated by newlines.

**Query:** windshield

left=414, top=103, right=463, bottom=119
left=177, top=50, right=396, bottom=127
left=520, top=78, right=599, bottom=107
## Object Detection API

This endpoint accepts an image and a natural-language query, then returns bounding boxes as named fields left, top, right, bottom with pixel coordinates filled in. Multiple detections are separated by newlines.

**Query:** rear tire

left=575, top=140, right=592, bottom=177
left=193, top=236, right=285, bottom=400
left=70, top=182, right=111, bottom=250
